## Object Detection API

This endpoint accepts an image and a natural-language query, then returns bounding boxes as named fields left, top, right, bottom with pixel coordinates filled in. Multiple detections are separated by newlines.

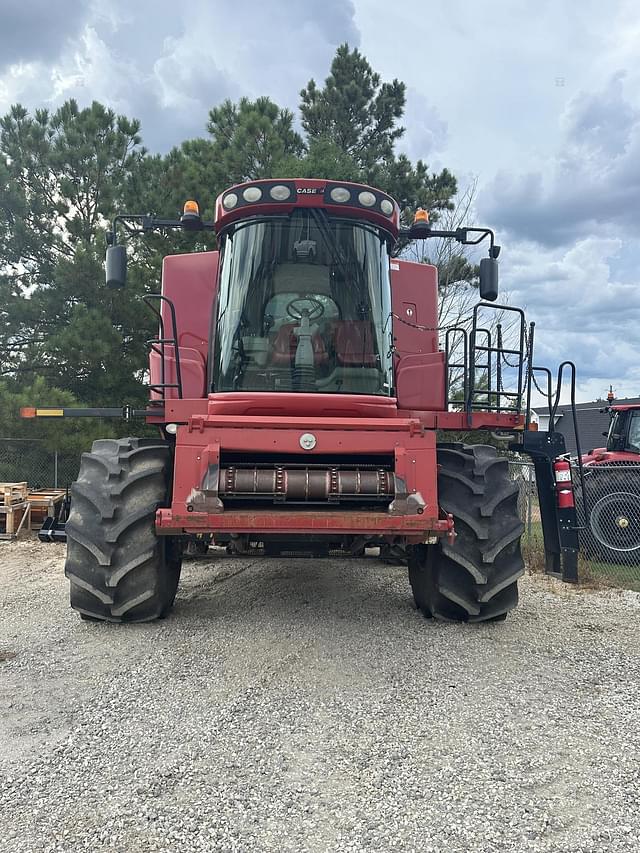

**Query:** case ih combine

left=24, top=178, right=581, bottom=623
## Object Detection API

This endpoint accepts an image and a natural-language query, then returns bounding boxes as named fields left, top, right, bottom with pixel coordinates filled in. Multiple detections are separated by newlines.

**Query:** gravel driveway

left=1, top=539, right=639, bottom=853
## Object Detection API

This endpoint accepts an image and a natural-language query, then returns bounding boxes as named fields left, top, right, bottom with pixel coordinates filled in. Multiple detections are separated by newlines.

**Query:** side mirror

left=479, top=257, right=498, bottom=301
left=105, top=245, right=127, bottom=289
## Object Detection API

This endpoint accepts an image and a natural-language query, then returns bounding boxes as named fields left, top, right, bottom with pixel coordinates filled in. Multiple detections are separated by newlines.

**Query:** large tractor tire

left=409, top=444, right=525, bottom=623
left=65, top=438, right=181, bottom=623
left=579, top=468, right=640, bottom=565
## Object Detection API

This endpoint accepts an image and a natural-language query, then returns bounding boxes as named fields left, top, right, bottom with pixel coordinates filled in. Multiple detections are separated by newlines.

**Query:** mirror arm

left=400, top=224, right=500, bottom=258
left=107, top=213, right=215, bottom=246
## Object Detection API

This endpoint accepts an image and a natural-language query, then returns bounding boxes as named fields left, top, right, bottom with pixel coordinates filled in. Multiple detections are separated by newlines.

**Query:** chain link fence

left=575, top=463, right=640, bottom=591
left=0, top=439, right=80, bottom=490
left=509, top=459, right=640, bottom=591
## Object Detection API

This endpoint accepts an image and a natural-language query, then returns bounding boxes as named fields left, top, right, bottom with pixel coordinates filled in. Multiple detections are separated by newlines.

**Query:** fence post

left=527, top=464, right=533, bottom=541
left=54, top=450, right=58, bottom=489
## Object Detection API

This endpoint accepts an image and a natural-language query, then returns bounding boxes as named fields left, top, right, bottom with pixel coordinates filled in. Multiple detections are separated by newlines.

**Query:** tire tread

left=64, top=437, right=181, bottom=623
left=409, top=443, right=524, bottom=623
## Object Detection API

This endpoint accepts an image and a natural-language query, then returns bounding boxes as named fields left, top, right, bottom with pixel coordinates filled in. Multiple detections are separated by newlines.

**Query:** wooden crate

left=0, top=501, right=30, bottom=539
left=27, top=490, right=66, bottom=530
left=0, top=482, right=28, bottom=506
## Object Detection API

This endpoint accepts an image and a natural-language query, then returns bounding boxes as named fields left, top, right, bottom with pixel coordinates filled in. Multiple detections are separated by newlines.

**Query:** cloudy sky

left=2, top=0, right=639, bottom=403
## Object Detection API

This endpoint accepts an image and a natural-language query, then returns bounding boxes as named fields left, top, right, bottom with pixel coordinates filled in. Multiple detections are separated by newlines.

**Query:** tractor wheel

left=580, top=469, right=640, bottom=565
left=409, top=443, right=525, bottom=623
left=65, top=438, right=181, bottom=623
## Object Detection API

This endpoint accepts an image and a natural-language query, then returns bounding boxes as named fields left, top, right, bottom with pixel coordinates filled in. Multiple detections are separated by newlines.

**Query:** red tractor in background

left=580, top=396, right=640, bottom=563
left=582, top=400, right=640, bottom=467
left=25, top=178, right=581, bottom=622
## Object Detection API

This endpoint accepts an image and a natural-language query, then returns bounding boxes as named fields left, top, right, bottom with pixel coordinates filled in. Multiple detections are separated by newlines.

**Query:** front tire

left=409, top=444, right=525, bottom=623
left=65, top=438, right=181, bottom=623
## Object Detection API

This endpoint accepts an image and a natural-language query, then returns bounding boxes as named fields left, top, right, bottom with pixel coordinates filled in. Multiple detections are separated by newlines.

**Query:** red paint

left=396, top=353, right=446, bottom=411
left=158, top=395, right=523, bottom=433
left=149, top=251, right=218, bottom=400
left=391, top=260, right=439, bottom=355
left=582, top=448, right=640, bottom=465
left=608, top=404, right=640, bottom=412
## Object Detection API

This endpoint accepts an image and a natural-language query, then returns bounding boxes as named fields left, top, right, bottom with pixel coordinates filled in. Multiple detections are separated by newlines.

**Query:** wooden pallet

left=27, top=490, right=66, bottom=530
left=0, top=482, right=28, bottom=506
left=0, top=501, right=30, bottom=539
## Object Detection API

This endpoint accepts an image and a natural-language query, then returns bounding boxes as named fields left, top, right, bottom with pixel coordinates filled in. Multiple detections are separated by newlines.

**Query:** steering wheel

left=286, top=297, right=325, bottom=322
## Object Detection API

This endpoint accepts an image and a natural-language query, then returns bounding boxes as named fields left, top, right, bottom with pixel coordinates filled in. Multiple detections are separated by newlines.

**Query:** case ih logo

left=297, top=187, right=324, bottom=194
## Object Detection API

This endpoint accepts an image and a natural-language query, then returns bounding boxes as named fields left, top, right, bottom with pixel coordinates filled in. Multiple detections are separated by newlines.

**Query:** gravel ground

left=1, top=539, right=640, bottom=853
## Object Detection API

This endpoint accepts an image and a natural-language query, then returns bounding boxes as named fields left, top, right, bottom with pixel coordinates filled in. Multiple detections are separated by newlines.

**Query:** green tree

left=300, top=44, right=405, bottom=171
left=207, top=96, right=304, bottom=183
left=0, top=377, right=113, bottom=454
left=0, top=100, right=153, bottom=407
left=300, top=44, right=457, bottom=224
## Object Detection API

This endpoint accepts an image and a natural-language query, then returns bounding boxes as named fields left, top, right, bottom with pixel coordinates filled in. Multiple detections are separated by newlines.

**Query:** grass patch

left=522, top=519, right=640, bottom=591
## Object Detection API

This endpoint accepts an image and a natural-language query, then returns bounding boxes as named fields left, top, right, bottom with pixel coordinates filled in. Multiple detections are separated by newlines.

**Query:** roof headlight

left=330, top=186, right=351, bottom=203
left=358, top=191, right=376, bottom=207
left=222, top=193, right=238, bottom=210
left=243, top=186, right=263, bottom=202
left=269, top=184, right=291, bottom=201
left=380, top=199, right=394, bottom=216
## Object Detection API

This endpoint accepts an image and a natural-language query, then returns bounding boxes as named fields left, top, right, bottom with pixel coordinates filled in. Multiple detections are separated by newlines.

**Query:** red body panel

left=161, top=396, right=523, bottom=432
left=396, top=353, right=446, bottom=411
left=149, top=251, right=218, bottom=400
left=582, top=448, right=640, bottom=465
left=391, top=260, right=439, bottom=355
left=391, top=260, right=446, bottom=411
left=156, top=408, right=446, bottom=540
left=155, top=395, right=521, bottom=539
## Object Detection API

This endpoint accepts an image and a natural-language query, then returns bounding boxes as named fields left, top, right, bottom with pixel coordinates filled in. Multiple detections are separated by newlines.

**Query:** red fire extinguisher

left=553, top=458, right=575, bottom=509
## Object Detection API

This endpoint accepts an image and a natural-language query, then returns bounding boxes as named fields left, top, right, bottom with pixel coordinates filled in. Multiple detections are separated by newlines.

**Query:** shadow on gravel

left=174, top=556, right=416, bottom=624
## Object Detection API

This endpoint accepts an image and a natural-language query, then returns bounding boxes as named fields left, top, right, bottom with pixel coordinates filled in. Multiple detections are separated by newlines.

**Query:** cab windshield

left=607, top=411, right=640, bottom=452
left=212, top=210, right=393, bottom=395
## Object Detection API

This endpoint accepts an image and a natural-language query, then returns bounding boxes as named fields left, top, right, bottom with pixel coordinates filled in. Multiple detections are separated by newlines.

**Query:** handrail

left=466, top=303, right=526, bottom=421
left=444, top=326, right=468, bottom=408
left=143, top=294, right=183, bottom=400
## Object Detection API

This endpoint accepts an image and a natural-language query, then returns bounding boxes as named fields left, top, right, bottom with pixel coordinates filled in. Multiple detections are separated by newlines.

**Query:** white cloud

left=480, top=73, right=640, bottom=247
left=0, top=0, right=92, bottom=70
left=0, top=0, right=359, bottom=151
left=503, top=236, right=640, bottom=401
left=398, top=89, right=448, bottom=162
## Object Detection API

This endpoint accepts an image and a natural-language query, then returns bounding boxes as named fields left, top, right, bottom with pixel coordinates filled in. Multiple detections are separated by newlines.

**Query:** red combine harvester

left=24, top=178, right=581, bottom=622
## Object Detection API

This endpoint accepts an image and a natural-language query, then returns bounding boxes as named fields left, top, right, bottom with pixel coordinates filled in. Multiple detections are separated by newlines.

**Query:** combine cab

left=25, top=178, right=581, bottom=622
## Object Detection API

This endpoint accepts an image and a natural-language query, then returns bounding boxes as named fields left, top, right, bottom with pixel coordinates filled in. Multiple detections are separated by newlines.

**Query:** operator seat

left=270, top=322, right=329, bottom=366
left=333, top=321, right=378, bottom=367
